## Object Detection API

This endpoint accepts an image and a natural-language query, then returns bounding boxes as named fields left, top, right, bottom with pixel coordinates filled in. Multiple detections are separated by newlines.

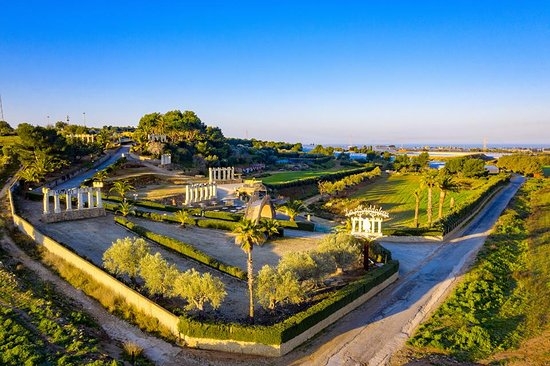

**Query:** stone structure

left=209, top=167, right=235, bottom=183
left=42, top=183, right=106, bottom=223
left=244, top=194, right=276, bottom=223
left=148, top=134, right=167, bottom=142
left=69, top=133, right=96, bottom=144
left=160, top=153, right=171, bottom=166
left=184, top=183, right=217, bottom=205
left=346, top=205, right=389, bottom=238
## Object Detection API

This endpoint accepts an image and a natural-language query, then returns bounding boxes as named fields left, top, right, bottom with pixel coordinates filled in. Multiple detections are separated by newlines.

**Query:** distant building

left=484, top=165, right=499, bottom=175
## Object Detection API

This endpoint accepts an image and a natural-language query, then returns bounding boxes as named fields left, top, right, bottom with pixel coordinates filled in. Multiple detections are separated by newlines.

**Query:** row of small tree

left=317, top=167, right=382, bottom=197
left=102, top=237, right=226, bottom=312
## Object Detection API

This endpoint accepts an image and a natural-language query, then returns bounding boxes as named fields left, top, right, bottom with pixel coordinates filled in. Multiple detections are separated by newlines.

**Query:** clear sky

left=1, top=1, right=549, bottom=146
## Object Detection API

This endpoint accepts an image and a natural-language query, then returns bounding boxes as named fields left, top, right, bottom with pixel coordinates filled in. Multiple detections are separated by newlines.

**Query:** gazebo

left=346, top=205, right=389, bottom=238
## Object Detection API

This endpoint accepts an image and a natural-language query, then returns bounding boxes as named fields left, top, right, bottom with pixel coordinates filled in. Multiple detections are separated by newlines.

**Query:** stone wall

left=42, top=207, right=106, bottom=223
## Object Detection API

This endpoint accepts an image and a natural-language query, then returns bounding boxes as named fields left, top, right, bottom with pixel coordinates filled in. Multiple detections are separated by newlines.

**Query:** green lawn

left=543, top=166, right=550, bottom=177
left=347, top=173, right=492, bottom=228
left=260, top=167, right=358, bottom=184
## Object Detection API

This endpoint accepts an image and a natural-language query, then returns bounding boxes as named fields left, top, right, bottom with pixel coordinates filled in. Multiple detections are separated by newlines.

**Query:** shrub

left=114, top=217, right=246, bottom=280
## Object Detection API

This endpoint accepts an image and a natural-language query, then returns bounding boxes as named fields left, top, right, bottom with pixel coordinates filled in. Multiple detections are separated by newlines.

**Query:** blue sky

left=1, top=1, right=549, bottom=146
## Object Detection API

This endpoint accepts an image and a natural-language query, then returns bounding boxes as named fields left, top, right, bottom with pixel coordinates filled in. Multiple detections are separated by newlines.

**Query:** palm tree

left=413, top=188, right=422, bottom=228
left=436, top=171, right=458, bottom=220
left=116, top=201, right=135, bottom=217
left=93, top=169, right=109, bottom=184
left=233, top=219, right=266, bottom=322
left=421, top=170, right=439, bottom=227
left=279, top=200, right=305, bottom=221
left=259, top=218, right=281, bottom=239
left=174, top=209, right=193, bottom=227
left=109, top=180, right=134, bottom=201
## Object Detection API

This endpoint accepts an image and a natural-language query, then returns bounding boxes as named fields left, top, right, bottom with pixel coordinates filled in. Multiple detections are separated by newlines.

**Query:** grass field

left=344, top=173, right=492, bottom=228
left=260, top=166, right=358, bottom=184
left=543, top=166, right=550, bottom=177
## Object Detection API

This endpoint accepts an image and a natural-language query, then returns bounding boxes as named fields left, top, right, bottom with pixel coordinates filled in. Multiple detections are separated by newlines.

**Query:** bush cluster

left=178, top=260, right=398, bottom=345
left=114, top=217, right=246, bottom=280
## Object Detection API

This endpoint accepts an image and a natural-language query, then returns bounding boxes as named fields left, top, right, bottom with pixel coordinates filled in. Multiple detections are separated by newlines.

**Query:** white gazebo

left=346, top=205, right=389, bottom=238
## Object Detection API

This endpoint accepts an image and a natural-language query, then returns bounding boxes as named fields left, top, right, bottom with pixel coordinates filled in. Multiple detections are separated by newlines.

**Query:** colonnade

left=185, top=183, right=217, bottom=205
left=148, top=134, right=167, bottom=142
left=209, top=167, right=235, bottom=183
left=69, top=134, right=96, bottom=144
left=42, top=186, right=103, bottom=215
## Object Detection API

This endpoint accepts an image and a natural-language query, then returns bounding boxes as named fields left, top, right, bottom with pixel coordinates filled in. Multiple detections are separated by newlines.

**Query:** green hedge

left=178, top=260, right=399, bottom=345
left=436, top=174, right=510, bottom=234
left=114, top=217, right=246, bottom=280
left=195, top=219, right=238, bottom=231
left=276, top=219, right=315, bottom=232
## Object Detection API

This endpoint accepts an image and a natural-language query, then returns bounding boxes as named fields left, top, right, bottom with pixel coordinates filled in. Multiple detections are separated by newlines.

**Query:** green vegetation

left=261, top=166, right=361, bottom=185
left=114, top=217, right=247, bottom=280
left=178, top=260, right=399, bottom=345
left=408, top=178, right=550, bottom=363
left=324, top=173, right=508, bottom=233
left=0, top=249, right=121, bottom=365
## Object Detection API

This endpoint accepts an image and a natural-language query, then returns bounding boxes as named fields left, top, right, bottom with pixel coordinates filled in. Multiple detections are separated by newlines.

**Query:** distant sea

left=302, top=143, right=550, bottom=151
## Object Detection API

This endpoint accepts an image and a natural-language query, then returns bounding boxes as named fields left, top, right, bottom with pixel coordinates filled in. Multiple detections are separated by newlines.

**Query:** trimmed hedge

left=195, top=218, right=238, bottom=231
left=114, top=216, right=247, bottom=280
left=276, top=219, right=315, bottom=232
left=436, top=174, right=510, bottom=234
left=178, top=260, right=399, bottom=345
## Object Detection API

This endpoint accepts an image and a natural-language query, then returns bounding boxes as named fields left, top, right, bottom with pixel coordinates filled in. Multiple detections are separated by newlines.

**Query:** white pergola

left=346, top=205, right=389, bottom=238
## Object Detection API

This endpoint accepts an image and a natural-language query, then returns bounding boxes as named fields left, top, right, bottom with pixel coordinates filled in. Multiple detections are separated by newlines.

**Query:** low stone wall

left=10, top=205, right=180, bottom=336
left=42, top=207, right=106, bottom=223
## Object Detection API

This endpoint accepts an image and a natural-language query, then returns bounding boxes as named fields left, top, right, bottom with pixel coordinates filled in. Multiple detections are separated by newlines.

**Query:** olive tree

left=172, top=269, right=226, bottom=311
left=102, top=237, right=150, bottom=284
left=256, top=265, right=303, bottom=311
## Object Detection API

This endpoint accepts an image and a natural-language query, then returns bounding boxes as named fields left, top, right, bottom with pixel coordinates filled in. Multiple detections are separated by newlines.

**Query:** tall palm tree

left=109, top=180, right=134, bottom=201
left=413, top=188, right=422, bottom=228
left=436, top=171, right=458, bottom=220
left=421, top=170, right=439, bottom=227
left=233, top=219, right=266, bottom=321
left=279, top=200, right=305, bottom=221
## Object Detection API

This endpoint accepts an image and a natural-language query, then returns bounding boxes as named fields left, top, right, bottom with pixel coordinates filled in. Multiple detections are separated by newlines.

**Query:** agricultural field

left=0, top=246, right=122, bottom=365
left=339, top=173, right=495, bottom=228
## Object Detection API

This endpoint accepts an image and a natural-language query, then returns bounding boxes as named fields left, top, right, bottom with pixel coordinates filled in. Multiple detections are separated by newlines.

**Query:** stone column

left=209, top=167, right=213, bottom=183
left=231, top=167, right=235, bottom=180
left=53, top=192, right=61, bottom=213
left=42, top=188, right=50, bottom=214
left=185, top=185, right=190, bottom=205
left=66, top=191, right=72, bottom=210
left=77, top=189, right=84, bottom=209
left=88, top=190, right=94, bottom=208
left=96, top=189, right=103, bottom=208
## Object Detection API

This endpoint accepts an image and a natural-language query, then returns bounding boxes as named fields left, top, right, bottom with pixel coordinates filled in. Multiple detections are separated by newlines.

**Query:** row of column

left=42, top=187, right=103, bottom=215
left=185, top=183, right=217, bottom=205
left=350, top=216, right=384, bottom=236
left=209, top=167, right=235, bottom=183
left=70, top=134, right=96, bottom=144
left=148, top=134, right=167, bottom=142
